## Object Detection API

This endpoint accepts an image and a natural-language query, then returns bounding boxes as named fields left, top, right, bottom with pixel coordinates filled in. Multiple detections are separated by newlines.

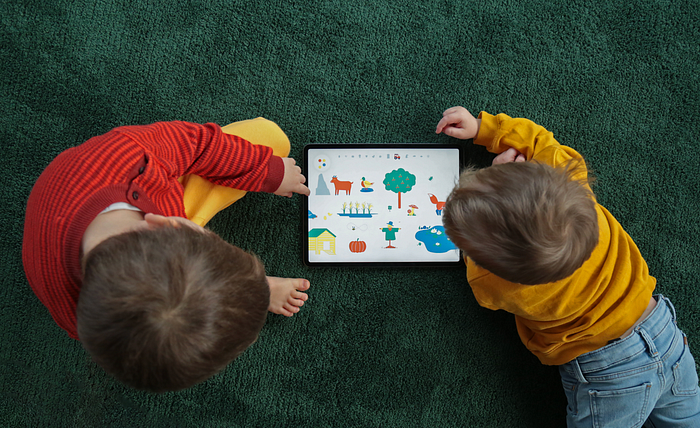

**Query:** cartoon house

left=308, top=228, right=336, bottom=255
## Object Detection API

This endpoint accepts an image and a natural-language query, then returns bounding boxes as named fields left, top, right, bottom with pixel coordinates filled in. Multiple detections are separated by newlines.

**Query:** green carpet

left=2, top=1, right=699, bottom=426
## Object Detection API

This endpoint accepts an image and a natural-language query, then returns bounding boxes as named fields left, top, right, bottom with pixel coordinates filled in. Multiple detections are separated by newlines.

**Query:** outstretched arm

left=117, top=121, right=286, bottom=193
left=438, top=107, right=585, bottom=171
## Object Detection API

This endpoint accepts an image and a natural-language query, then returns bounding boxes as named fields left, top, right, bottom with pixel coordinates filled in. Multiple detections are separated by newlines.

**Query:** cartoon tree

left=383, top=168, right=416, bottom=209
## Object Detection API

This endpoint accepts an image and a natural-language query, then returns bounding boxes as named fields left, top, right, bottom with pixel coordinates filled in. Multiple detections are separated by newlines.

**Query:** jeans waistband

left=564, top=294, right=675, bottom=378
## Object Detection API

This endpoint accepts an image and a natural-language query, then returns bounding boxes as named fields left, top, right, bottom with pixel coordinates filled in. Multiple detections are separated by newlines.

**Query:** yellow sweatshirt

left=466, top=112, right=656, bottom=365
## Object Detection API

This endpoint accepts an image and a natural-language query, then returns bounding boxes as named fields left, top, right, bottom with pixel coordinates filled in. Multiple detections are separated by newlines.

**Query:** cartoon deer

left=428, top=193, right=445, bottom=215
left=330, top=176, right=353, bottom=195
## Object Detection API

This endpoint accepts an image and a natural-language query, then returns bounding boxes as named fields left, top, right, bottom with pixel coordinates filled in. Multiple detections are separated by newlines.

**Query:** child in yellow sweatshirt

left=437, top=106, right=700, bottom=427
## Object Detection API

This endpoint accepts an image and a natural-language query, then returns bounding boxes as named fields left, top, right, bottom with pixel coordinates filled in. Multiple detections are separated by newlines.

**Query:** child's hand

left=492, top=147, right=526, bottom=165
left=435, top=106, right=481, bottom=140
left=274, top=157, right=310, bottom=197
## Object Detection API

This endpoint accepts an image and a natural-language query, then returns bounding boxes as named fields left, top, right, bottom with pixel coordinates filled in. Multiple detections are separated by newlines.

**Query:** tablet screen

left=303, top=144, right=463, bottom=266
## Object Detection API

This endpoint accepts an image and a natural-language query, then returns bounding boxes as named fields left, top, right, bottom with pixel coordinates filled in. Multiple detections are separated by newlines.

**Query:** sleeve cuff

left=260, top=155, right=285, bottom=193
left=473, top=111, right=499, bottom=151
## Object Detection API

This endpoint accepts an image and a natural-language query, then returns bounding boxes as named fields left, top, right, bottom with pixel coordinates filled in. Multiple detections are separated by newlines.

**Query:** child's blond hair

left=443, top=161, right=598, bottom=285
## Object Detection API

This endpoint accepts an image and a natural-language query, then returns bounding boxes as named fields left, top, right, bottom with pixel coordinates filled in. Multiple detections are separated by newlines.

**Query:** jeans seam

left=672, top=334, right=700, bottom=396
left=584, top=362, right=660, bottom=382
left=648, top=314, right=672, bottom=342
left=576, top=347, right=647, bottom=376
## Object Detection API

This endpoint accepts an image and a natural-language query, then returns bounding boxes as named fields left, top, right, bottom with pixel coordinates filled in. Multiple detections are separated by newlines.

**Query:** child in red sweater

left=23, top=117, right=310, bottom=392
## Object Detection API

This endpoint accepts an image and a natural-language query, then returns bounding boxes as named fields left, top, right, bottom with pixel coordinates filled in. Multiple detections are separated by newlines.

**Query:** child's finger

left=442, top=106, right=464, bottom=116
left=297, top=183, right=311, bottom=196
left=440, top=126, right=456, bottom=137
left=493, top=148, right=515, bottom=165
left=436, top=113, right=460, bottom=134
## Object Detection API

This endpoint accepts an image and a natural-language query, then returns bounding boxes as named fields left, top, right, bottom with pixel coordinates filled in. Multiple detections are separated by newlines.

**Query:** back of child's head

left=443, top=161, right=599, bottom=285
left=77, top=224, right=269, bottom=393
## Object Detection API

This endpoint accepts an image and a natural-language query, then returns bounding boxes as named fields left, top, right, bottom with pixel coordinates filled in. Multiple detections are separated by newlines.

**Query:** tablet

left=303, top=144, right=464, bottom=267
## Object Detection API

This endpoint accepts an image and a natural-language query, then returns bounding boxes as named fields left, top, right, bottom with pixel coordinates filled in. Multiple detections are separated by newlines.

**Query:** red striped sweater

left=22, top=121, right=284, bottom=339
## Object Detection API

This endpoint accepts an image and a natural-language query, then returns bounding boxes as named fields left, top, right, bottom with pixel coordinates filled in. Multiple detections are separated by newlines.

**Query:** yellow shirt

left=466, top=112, right=656, bottom=365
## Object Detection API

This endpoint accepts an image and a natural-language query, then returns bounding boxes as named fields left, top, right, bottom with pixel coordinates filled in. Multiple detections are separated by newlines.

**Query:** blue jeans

left=559, top=295, right=700, bottom=428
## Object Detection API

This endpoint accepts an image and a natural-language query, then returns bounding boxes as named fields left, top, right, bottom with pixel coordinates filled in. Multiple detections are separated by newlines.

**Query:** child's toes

left=283, top=303, right=301, bottom=315
left=292, top=290, right=308, bottom=301
left=288, top=297, right=305, bottom=307
left=278, top=307, right=294, bottom=317
left=295, top=279, right=310, bottom=291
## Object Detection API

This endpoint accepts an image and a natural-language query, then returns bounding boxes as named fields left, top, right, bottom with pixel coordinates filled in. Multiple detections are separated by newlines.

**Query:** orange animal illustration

left=330, top=176, right=353, bottom=195
left=428, top=193, right=445, bottom=215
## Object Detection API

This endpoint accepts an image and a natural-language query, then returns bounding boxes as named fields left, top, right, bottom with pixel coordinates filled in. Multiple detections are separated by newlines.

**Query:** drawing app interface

left=306, top=147, right=461, bottom=263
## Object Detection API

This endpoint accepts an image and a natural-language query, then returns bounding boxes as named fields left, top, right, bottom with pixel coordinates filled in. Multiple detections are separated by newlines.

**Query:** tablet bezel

left=302, top=143, right=465, bottom=268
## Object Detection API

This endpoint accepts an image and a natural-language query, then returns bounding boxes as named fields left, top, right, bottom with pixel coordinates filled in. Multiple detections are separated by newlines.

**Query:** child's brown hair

left=443, top=161, right=599, bottom=285
left=77, top=225, right=269, bottom=392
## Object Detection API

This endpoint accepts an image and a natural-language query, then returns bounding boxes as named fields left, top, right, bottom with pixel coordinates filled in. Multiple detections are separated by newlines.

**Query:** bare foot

left=267, top=277, right=310, bottom=317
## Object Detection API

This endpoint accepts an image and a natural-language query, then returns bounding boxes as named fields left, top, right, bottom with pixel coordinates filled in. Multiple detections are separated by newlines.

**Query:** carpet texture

left=2, top=1, right=699, bottom=427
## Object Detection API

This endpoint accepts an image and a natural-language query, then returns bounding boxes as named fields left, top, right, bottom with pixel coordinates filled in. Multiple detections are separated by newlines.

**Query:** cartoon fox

left=428, top=193, right=445, bottom=215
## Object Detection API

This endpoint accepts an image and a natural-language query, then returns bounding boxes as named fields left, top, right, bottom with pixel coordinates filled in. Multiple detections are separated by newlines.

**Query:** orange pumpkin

left=349, top=238, right=367, bottom=253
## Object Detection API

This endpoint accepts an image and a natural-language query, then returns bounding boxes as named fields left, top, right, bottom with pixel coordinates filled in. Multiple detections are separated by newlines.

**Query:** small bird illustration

left=360, top=177, right=374, bottom=193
